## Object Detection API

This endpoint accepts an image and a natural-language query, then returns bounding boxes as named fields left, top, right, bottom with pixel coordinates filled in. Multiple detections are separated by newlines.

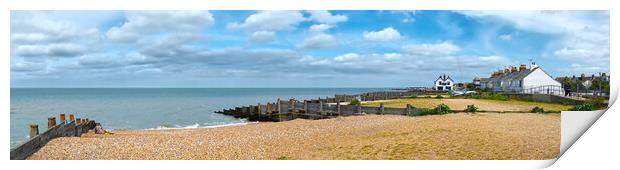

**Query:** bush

left=435, top=103, right=451, bottom=115
left=531, top=106, right=545, bottom=113
left=465, top=105, right=478, bottom=113
left=588, top=97, right=608, bottom=110
left=569, top=103, right=594, bottom=111
left=435, top=95, right=444, bottom=99
left=416, top=104, right=451, bottom=116
left=349, top=98, right=361, bottom=106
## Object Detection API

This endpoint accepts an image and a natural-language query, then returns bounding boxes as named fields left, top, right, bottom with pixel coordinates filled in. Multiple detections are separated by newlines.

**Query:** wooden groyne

left=10, top=114, right=97, bottom=160
left=216, top=97, right=427, bottom=122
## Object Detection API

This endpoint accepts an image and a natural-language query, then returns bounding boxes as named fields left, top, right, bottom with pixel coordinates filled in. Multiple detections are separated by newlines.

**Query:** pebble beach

left=28, top=113, right=560, bottom=160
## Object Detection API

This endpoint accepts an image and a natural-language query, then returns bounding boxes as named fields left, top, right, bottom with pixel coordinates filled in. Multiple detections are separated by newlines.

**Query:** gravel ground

left=29, top=113, right=559, bottom=160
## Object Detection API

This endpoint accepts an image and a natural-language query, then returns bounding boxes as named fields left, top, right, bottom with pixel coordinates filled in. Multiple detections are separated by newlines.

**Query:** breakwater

left=10, top=114, right=96, bottom=160
left=216, top=96, right=428, bottom=122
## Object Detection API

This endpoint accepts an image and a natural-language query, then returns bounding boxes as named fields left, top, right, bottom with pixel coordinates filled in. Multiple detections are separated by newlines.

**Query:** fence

left=10, top=114, right=96, bottom=160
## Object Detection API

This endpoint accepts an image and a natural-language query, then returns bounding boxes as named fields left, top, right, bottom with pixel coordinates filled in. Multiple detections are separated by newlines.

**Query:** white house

left=434, top=74, right=454, bottom=91
left=480, top=63, right=563, bottom=95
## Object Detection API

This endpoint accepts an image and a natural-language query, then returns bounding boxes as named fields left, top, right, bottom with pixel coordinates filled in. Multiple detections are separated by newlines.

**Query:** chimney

left=519, top=64, right=527, bottom=71
left=510, top=66, right=517, bottom=73
left=530, top=62, right=539, bottom=70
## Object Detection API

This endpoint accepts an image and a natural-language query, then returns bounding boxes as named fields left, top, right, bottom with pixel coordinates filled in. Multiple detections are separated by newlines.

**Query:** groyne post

left=69, top=114, right=75, bottom=122
left=319, top=100, right=324, bottom=115
left=258, top=103, right=263, bottom=115
left=277, top=98, right=282, bottom=114
left=266, top=102, right=272, bottom=115
left=249, top=105, right=254, bottom=115
left=47, top=117, right=56, bottom=129
left=290, top=98, right=296, bottom=118
left=60, top=114, right=66, bottom=123
left=29, top=124, right=39, bottom=139
left=357, top=104, right=362, bottom=114
left=76, top=118, right=82, bottom=125
left=406, top=104, right=412, bottom=115
left=303, top=100, right=308, bottom=113
left=379, top=103, right=384, bottom=115
left=336, top=101, right=341, bottom=116
left=277, top=98, right=283, bottom=121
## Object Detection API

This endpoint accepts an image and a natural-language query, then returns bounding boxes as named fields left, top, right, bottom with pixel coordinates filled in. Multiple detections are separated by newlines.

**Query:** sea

left=10, top=88, right=388, bottom=149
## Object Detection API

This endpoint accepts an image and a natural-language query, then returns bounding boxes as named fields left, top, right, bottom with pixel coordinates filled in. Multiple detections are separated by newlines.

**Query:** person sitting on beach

left=94, top=123, right=113, bottom=135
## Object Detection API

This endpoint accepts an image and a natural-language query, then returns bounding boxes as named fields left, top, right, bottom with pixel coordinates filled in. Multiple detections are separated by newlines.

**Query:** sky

left=10, top=10, right=610, bottom=88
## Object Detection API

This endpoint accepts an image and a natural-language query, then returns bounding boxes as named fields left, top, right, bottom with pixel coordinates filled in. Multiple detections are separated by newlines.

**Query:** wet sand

left=29, top=113, right=559, bottom=160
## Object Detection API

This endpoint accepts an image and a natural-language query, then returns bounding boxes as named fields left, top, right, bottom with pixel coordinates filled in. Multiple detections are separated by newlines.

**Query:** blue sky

left=10, top=10, right=610, bottom=88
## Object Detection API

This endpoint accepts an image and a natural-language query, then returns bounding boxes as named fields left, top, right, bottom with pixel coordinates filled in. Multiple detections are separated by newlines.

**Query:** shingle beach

left=29, top=113, right=559, bottom=160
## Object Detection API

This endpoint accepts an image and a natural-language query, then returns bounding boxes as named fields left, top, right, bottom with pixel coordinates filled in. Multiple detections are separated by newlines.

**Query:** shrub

left=465, top=105, right=478, bottom=113
left=435, top=103, right=451, bottom=115
left=588, top=97, right=608, bottom=110
left=531, top=106, right=545, bottom=113
left=569, top=103, right=594, bottom=111
left=435, top=95, right=444, bottom=99
left=349, top=98, right=361, bottom=106
left=416, top=104, right=451, bottom=116
left=424, top=96, right=432, bottom=98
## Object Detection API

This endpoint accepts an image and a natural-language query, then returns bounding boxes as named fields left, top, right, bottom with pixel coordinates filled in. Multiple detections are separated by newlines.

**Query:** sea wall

left=10, top=117, right=96, bottom=160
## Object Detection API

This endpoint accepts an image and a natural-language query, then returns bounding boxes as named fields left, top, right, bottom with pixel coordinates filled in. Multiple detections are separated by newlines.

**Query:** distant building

left=434, top=74, right=454, bottom=91
left=480, top=63, right=562, bottom=95
left=472, top=77, right=481, bottom=89
left=555, top=72, right=610, bottom=89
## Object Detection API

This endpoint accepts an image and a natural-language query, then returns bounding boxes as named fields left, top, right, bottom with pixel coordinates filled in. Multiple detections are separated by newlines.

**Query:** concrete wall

left=10, top=120, right=96, bottom=160
left=506, top=94, right=584, bottom=105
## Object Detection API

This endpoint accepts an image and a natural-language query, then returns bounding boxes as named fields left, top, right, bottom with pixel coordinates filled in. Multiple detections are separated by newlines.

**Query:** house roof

left=435, top=74, right=454, bottom=82
left=481, top=68, right=537, bottom=83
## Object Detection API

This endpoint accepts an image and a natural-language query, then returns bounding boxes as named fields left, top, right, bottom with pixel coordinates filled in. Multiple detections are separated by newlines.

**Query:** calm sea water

left=10, top=88, right=386, bottom=149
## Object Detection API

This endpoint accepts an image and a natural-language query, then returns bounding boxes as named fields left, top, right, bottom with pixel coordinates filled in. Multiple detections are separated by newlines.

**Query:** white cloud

left=363, top=27, right=403, bottom=42
left=106, top=11, right=214, bottom=42
left=309, top=24, right=333, bottom=33
left=334, top=53, right=361, bottom=62
left=307, top=10, right=348, bottom=24
left=10, top=14, right=101, bottom=58
left=297, top=33, right=338, bottom=49
left=228, top=11, right=305, bottom=31
left=499, top=34, right=512, bottom=41
left=15, top=43, right=86, bottom=57
left=250, top=31, right=276, bottom=42
left=11, top=61, right=48, bottom=73
left=458, top=11, right=609, bottom=73
left=402, top=42, right=461, bottom=56
left=297, top=24, right=338, bottom=49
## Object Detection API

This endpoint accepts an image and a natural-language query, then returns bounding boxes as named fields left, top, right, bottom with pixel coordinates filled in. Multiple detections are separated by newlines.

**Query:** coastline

left=29, top=113, right=560, bottom=160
